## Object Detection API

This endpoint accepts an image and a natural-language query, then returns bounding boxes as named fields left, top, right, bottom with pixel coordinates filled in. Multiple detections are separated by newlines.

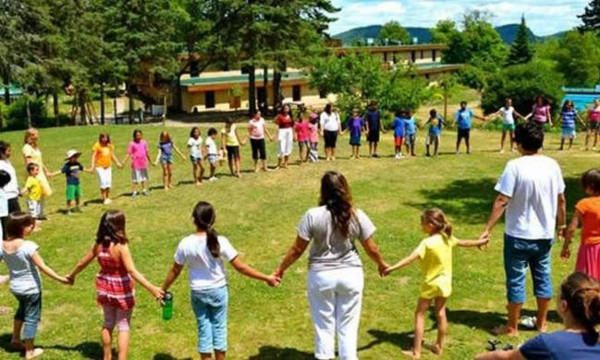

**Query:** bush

left=4, top=97, right=71, bottom=131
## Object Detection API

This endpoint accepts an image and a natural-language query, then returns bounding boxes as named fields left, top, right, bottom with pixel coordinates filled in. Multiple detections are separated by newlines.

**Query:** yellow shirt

left=415, top=234, right=458, bottom=299
left=25, top=176, right=43, bottom=202
left=93, top=142, right=114, bottom=168
left=221, top=125, right=239, bottom=146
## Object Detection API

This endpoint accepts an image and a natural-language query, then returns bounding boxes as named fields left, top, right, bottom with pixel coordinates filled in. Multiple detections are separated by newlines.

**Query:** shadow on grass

left=0, top=334, right=105, bottom=359
left=247, top=346, right=313, bottom=360
left=436, top=309, right=561, bottom=334
left=358, top=329, right=414, bottom=352
left=153, top=353, right=192, bottom=360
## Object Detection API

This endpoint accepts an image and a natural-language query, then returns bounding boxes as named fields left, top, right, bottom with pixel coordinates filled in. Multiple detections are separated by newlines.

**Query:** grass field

left=0, top=123, right=590, bottom=360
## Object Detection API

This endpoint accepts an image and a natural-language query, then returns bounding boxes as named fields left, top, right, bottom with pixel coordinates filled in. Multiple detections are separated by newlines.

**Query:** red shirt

left=276, top=114, right=294, bottom=129
left=295, top=121, right=311, bottom=142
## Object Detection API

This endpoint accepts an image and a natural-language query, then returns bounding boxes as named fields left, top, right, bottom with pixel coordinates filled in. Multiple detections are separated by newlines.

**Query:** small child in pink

left=308, top=113, right=319, bottom=162
left=122, top=129, right=153, bottom=198
left=295, top=116, right=311, bottom=164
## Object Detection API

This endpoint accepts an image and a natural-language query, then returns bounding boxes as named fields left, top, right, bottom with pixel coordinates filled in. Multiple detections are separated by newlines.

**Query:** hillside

left=333, top=23, right=567, bottom=45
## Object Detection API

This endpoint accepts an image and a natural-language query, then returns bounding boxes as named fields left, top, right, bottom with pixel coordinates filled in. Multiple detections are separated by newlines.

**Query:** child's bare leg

left=210, top=164, right=216, bottom=178
left=569, top=138, right=574, bottom=150
left=192, top=163, right=200, bottom=185
left=228, top=159, right=234, bottom=176
left=131, top=182, right=138, bottom=194
left=253, top=159, right=259, bottom=172
left=404, top=298, right=430, bottom=359
left=509, top=131, right=515, bottom=150
left=12, top=319, right=23, bottom=346
left=261, top=160, right=267, bottom=171
left=215, top=350, right=226, bottom=360
left=167, top=163, right=174, bottom=188
left=198, top=163, right=205, bottom=182
left=117, top=330, right=130, bottom=360
left=433, top=297, right=448, bottom=355
left=434, top=138, right=439, bottom=156
left=559, top=138, right=565, bottom=150
left=200, top=353, right=212, bottom=360
left=101, top=327, right=113, bottom=360
left=595, top=131, right=599, bottom=148
left=283, top=155, right=289, bottom=168
left=500, top=131, right=506, bottom=151
left=24, top=339, right=43, bottom=359
left=162, top=163, right=168, bottom=189
left=586, top=131, right=591, bottom=149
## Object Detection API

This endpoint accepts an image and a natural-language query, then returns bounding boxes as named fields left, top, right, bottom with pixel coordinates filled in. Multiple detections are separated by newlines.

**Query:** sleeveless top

left=590, top=106, right=600, bottom=122
left=96, top=244, right=135, bottom=310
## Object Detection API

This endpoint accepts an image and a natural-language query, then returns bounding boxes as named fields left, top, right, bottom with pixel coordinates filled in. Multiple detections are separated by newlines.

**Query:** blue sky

left=330, top=0, right=590, bottom=36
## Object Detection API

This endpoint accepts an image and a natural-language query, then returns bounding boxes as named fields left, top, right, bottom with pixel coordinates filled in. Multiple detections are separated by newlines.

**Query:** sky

left=329, top=0, right=591, bottom=36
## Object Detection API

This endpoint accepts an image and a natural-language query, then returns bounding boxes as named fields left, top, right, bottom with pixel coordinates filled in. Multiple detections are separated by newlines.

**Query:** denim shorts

left=503, top=234, right=553, bottom=303
left=14, top=292, right=42, bottom=340
left=160, top=154, right=174, bottom=164
left=191, top=286, right=228, bottom=353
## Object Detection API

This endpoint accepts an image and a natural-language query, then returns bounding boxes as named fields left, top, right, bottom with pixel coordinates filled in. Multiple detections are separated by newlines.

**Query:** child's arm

left=111, top=152, right=123, bottom=169
left=67, top=244, right=98, bottom=282
left=561, top=209, right=581, bottom=261
left=91, top=150, right=97, bottom=170
left=235, top=129, right=246, bottom=146
left=154, top=150, right=161, bottom=166
left=265, top=125, right=274, bottom=141
left=486, top=109, right=502, bottom=121
left=514, top=110, right=526, bottom=121
left=146, top=146, right=154, bottom=166
left=456, top=236, right=489, bottom=248
left=119, top=244, right=164, bottom=300
left=48, top=170, right=61, bottom=178
left=31, top=251, right=70, bottom=284
left=229, top=256, right=279, bottom=287
left=383, top=249, right=420, bottom=276
left=475, top=349, right=526, bottom=360
left=547, top=107, right=553, bottom=126
left=161, top=262, right=184, bottom=291
left=173, top=144, right=186, bottom=160
left=121, top=154, right=131, bottom=166
left=221, top=132, right=226, bottom=150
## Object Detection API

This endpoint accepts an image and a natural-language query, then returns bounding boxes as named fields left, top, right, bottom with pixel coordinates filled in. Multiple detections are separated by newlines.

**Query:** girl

left=154, top=131, right=185, bottom=190
left=67, top=210, right=164, bottom=360
left=486, top=98, right=526, bottom=153
left=294, top=112, right=311, bottom=164
left=562, top=169, right=600, bottom=281
left=558, top=100, right=585, bottom=151
left=403, top=110, right=417, bottom=157
left=275, top=105, right=294, bottom=168
left=1, top=212, right=70, bottom=359
left=526, top=95, right=553, bottom=127
left=586, top=99, right=600, bottom=150
left=346, top=109, right=365, bottom=159
left=425, top=109, right=444, bottom=157
left=205, top=128, right=219, bottom=181
left=392, top=110, right=405, bottom=159
left=188, top=127, right=205, bottom=186
left=247, top=110, right=273, bottom=172
left=22, top=128, right=53, bottom=201
left=161, top=201, right=279, bottom=360
left=383, top=208, right=488, bottom=359
left=308, top=113, right=320, bottom=162
left=320, top=103, right=342, bottom=161
left=122, top=129, right=152, bottom=198
left=92, top=133, right=123, bottom=205
left=221, top=119, right=245, bottom=178
left=476, top=272, right=600, bottom=359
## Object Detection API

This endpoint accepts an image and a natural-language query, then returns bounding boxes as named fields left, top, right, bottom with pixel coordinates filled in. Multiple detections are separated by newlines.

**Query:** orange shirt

left=576, top=197, right=600, bottom=245
left=92, top=142, right=114, bottom=168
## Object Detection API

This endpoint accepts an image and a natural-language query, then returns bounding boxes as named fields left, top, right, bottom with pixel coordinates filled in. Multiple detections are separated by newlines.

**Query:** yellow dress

left=415, top=234, right=458, bottom=299
left=22, top=144, right=53, bottom=196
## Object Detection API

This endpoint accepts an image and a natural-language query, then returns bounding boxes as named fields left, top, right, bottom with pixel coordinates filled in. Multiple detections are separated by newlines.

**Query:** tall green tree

left=579, top=0, right=600, bottom=33
left=551, top=30, right=600, bottom=87
left=507, top=16, right=534, bottom=65
left=377, top=21, right=411, bottom=45
left=430, top=20, right=460, bottom=44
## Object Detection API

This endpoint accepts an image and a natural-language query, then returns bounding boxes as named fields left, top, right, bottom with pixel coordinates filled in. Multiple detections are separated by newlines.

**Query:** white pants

left=96, top=167, right=112, bottom=189
left=278, top=128, right=293, bottom=157
left=27, top=199, right=44, bottom=218
left=308, top=267, right=364, bottom=360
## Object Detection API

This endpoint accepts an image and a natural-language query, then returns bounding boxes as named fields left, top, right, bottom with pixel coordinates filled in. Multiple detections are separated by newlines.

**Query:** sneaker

left=142, top=189, right=149, bottom=196
left=103, top=198, right=112, bottom=205
left=66, top=210, right=73, bottom=216
left=132, top=192, right=138, bottom=199
left=209, top=177, right=218, bottom=182
left=25, top=348, right=44, bottom=360
left=520, top=316, right=537, bottom=330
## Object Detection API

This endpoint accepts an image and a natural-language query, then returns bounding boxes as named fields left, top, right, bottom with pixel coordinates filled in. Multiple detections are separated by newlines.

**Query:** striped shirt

left=562, top=110, right=576, bottom=129
left=96, top=244, right=135, bottom=310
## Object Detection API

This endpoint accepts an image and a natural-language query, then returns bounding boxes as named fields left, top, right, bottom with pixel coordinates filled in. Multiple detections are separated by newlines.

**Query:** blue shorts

left=561, top=127, right=575, bottom=139
left=503, top=234, right=553, bottom=303
left=349, top=136, right=361, bottom=146
left=14, top=292, right=42, bottom=340
left=191, top=286, right=228, bottom=353
left=161, top=154, right=174, bottom=164
left=190, top=155, right=202, bottom=163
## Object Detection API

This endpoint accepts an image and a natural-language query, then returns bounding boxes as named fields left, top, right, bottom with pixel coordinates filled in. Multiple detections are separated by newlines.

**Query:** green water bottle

left=162, top=292, right=173, bottom=320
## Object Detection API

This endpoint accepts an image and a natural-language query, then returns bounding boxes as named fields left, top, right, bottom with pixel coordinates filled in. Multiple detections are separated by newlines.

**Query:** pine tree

left=579, top=0, right=600, bottom=33
left=507, top=15, right=534, bottom=65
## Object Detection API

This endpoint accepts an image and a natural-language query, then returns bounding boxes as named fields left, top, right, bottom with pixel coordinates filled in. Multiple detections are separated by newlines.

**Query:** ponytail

left=421, top=208, right=453, bottom=239
left=206, top=226, right=220, bottom=258
left=560, top=272, right=600, bottom=332
left=192, top=201, right=220, bottom=258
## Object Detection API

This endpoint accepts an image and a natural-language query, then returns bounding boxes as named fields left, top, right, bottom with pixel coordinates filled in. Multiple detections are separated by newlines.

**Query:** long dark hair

left=6, top=212, right=35, bottom=239
left=96, top=210, right=128, bottom=246
left=324, top=103, right=333, bottom=115
left=560, top=272, right=600, bottom=332
left=421, top=208, right=453, bottom=239
left=319, top=171, right=354, bottom=238
left=193, top=201, right=219, bottom=258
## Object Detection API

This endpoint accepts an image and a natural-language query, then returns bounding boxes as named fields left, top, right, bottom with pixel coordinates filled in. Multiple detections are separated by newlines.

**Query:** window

left=292, top=85, right=301, bottom=101
left=432, top=50, right=437, bottom=62
left=205, top=91, right=215, bottom=109
left=420, top=50, right=424, bottom=59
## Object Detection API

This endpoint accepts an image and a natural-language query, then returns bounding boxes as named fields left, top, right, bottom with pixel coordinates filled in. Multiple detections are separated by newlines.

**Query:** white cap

left=65, top=149, right=81, bottom=160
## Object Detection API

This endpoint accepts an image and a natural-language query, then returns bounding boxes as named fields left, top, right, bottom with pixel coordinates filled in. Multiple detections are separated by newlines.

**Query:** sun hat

left=309, top=113, right=319, bottom=120
left=65, top=149, right=82, bottom=160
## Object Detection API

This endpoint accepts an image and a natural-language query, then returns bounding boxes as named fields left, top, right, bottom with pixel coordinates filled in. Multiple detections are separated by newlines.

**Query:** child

left=0, top=169, right=10, bottom=284
left=365, top=101, right=385, bottom=158
left=67, top=210, right=164, bottom=360
left=205, top=128, right=219, bottom=182
left=586, top=99, right=600, bottom=150
left=160, top=201, right=279, bottom=360
left=155, top=131, right=185, bottom=190
left=403, top=110, right=417, bottom=157
left=1, top=212, right=70, bottom=359
left=91, top=133, right=123, bottom=205
left=122, top=129, right=152, bottom=198
left=0, top=141, right=21, bottom=220
left=454, top=101, right=485, bottom=154
left=21, top=164, right=45, bottom=228
left=558, top=100, right=585, bottom=151
left=383, top=208, right=489, bottom=359
left=391, top=110, right=405, bottom=159
left=51, top=150, right=93, bottom=215
left=294, top=113, right=311, bottom=164
left=187, top=127, right=205, bottom=186
left=308, top=113, right=320, bottom=163
left=248, top=110, right=273, bottom=172
left=346, top=109, right=366, bottom=159
left=221, top=119, right=245, bottom=178
left=486, top=98, right=526, bottom=153
left=425, top=109, right=444, bottom=157
left=562, top=169, right=600, bottom=281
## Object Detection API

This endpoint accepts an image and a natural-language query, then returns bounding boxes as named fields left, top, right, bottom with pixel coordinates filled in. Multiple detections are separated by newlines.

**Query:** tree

left=430, top=20, right=459, bottom=44
left=579, top=0, right=600, bottom=33
left=551, top=31, right=600, bottom=86
left=508, top=16, right=534, bottom=65
left=377, top=21, right=411, bottom=45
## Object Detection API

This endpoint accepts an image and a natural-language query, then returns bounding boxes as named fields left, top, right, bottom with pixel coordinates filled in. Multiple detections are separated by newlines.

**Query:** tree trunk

left=113, top=92, right=118, bottom=124
left=443, top=82, right=448, bottom=125
left=273, top=70, right=281, bottom=109
left=248, top=65, right=256, bottom=116
left=53, top=92, right=59, bottom=125
left=100, top=83, right=105, bottom=125
left=263, top=66, right=268, bottom=115
left=128, top=83, right=134, bottom=124
left=3, top=72, right=11, bottom=105
left=79, top=89, right=87, bottom=125
left=26, top=94, right=32, bottom=128
left=176, top=75, right=183, bottom=112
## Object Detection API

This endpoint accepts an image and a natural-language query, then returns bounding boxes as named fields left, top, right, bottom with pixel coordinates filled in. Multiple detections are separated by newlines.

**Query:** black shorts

left=226, top=146, right=240, bottom=162
left=367, top=130, right=380, bottom=143
left=457, top=128, right=470, bottom=141
left=250, top=139, right=266, bottom=160
left=324, top=130, right=338, bottom=148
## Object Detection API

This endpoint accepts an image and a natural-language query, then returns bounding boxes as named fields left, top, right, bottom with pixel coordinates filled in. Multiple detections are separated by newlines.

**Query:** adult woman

left=248, top=110, right=273, bottom=172
left=274, top=171, right=388, bottom=360
left=275, top=105, right=294, bottom=169
left=586, top=99, right=600, bottom=150
left=476, top=272, right=600, bottom=359
left=526, top=95, right=553, bottom=128
left=22, top=128, right=52, bottom=200
left=320, top=104, right=342, bottom=161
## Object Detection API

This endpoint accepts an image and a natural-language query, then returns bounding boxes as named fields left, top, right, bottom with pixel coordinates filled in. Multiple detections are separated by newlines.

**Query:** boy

left=454, top=101, right=485, bottom=154
left=346, top=109, right=366, bottom=159
left=365, top=101, right=385, bottom=157
left=403, top=110, right=417, bottom=157
left=426, top=109, right=444, bottom=157
left=52, top=149, right=92, bottom=214
left=392, top=111, right=405, bottom=159
left=21, top=163, right=44, bottom=227
left=205, top=128, right=219, bottom=181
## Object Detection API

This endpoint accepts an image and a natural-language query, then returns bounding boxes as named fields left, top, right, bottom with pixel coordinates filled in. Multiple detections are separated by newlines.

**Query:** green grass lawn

left=0, top=124, right=590, bottom=359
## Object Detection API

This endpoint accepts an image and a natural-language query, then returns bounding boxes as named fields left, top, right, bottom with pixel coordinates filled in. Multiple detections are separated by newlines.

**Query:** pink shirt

left=532, top=105, right=550, bottom=123
left=590, top=107, right=600, bottom=122
left=249, top=118, right=266, bottom=140
left=309, top=123, right=319, bottom=143
left=295, top=121, right=311, bottom=142
left=127, top=140, right=149, bottom=170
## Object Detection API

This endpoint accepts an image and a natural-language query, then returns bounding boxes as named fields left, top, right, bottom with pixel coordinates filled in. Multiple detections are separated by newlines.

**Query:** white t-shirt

left=0, top=189, right=7, bottom=218
left=320, top=112, right=340, bottom=132
left=500, top=106, right=515, bottom=125
left=205, top=137, right=218, bottom=155
left=495, top=155, right=565, bottom=240
left=187, top=137, right=203, bottom=158
left=174, top=234, right=238, bottom=291
left=248, top=118, right=266, bottom=140
left=0, top=159, right=19, bottom=199
left=297, top=206, right=376, bottom=271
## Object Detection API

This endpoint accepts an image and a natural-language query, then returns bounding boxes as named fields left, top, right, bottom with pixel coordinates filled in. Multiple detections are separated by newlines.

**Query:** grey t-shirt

left=0, top=240, right=41, bottom=295
left=297, top=206, right=376, bottom=271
